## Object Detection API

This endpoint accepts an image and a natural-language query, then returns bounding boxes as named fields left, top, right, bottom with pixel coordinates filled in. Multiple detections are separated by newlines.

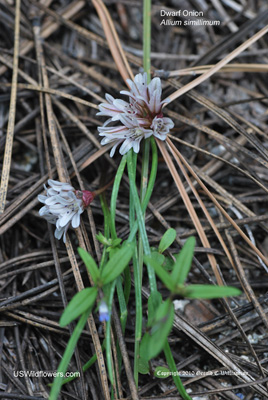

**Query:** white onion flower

left=38, top=180, right=94, bottom=243
left=97, top=72, right=174, bottom=157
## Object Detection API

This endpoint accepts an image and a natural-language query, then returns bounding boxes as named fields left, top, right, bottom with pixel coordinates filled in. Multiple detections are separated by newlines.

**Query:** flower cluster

left=97, top=72, right=174, bottom=157
left=38, top=180, right=94, bottom=243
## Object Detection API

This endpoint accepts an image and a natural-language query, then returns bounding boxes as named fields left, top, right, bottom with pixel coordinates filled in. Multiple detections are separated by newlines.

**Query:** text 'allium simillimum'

left=38, top=180, right=94, bottom=243
left=97, top=73, right=174, bottom=157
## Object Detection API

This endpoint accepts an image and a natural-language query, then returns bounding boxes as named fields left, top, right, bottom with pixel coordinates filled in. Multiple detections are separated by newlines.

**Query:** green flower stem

left=132, top=245, right=142, bottom=385
left=164, top=340, right=193, bottom=400
left=128, top=155, right=142, bottom=385
left=49, top=309, right=91, bottom=400
left=115, top=272, right=130, bottom=376
left=127, top=150, right=157, bottom=294
left=143, top=0, right=151, bottom=78
left=128, top=137, right=158, bottom=243
left=99, top=194, right=111, bottom=272
left=110, top=154, right=127, bottom=240
left=138, top=138, right=150, bottom=279
left=116, top=278, right=128, bottom=333
left=123, top=264, right=131, bottom=305
left=140, top=138, right=150, bottom=204
left=105, top=280, right=117, bottom=385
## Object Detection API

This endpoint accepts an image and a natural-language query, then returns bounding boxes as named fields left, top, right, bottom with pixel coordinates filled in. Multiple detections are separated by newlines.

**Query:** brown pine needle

left=0, top=0, right=21, bottom=214
left=165, top=137, right=268, bottom=269
left=92, top=0, right=134, bottom=83
left=165, top=24, right=268, bottom=104
left=156, top=139, right=222, bottom=284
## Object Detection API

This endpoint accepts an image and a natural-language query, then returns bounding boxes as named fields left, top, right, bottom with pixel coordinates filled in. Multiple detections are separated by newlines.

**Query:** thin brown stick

left=92, top=0, right=134, bottom=83
left=112, top=305, right=139, bottom=400
left=0, top=0, right=21, bottom=213
left=225, top=229, right=268, bottom=329
left=166, top=137, right=268, bottom=268
left=156, top=139, right=221, bottom=283
left=165, top=24, right=268, bottom=104
left=167, top=139, right=236, bottom=275
left=168, top=63, right=268, bottom=77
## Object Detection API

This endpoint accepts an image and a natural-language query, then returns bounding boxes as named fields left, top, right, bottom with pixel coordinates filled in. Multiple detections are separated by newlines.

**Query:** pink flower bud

left=82, top=190, right=95, bottom=207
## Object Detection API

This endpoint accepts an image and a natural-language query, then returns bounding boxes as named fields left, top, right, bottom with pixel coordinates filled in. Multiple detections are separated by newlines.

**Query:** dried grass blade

left=53, top=99, right=100, bottom=149
left=29, top=0, right=141, bottom=69
left=0, top=0, right=21, bottom=213
left=173, top=313, right=268, bottom=397
left=169, top=133, right=266, bottom=223
left=77, top=145, right=113, bottom=174
left=225, top=230, right=268, bottom=328
left=0, top=0, right=86, bottom=76
left=166, top=138, right=268, bottom=268
left=168, top=63, right=268, bottom=77
left=156, top=139, right=222, bottom=284
left=165, top=24, right=268, bottom=104
left=0, top=197, right=39, bottom=236
left=0, top=175, right=48, bottom=226
left=167, top=138, right=235, bottom=274
left=169, top=134, right=268, bottom=195
left=169, top=88, right=268, bottom=162
left=167, top=110, right=268, bottom=169
left=7, top=83, right=99, bottom=109
left=92, top=0, right=134, bottom=83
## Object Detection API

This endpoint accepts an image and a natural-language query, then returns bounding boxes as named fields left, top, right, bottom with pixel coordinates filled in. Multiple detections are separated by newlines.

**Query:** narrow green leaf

left=60, top=287, right=98, bottom=327
left=101, top=242, right=135, bottom=285
left=112, top=238, right=122, bottom=247
left=96, top=232, right=110, bottom=246
left=154, top=366, right=170, bottom=379
left=164, top=341, right=193, bottom=400
left=140, top=299, right=175, bottom=361
left=184, top=284, right=241, bottom=299
left=50, top=310, right=90, bottom=400
left=151, top=251, right=165, bottom=265
left=158, top=228, right=177, bottom=253
left=78, top=247, right=100, bottom=285
left=147, top=292, right=162, bottom=326
left=144, top=255, right=175, bottom=291
left=138, top=358, right=150, bottom=374
left=163, top=257, right=174, bottom=271
left=172, top=237, right=196, bottom=286
left=139, top=333, right=151, bottom=361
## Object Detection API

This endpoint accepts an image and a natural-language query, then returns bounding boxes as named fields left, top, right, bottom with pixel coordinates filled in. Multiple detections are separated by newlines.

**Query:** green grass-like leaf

left=78, top=247, right=100, bottom=285
left=158, top=228, right=177, bottom=253
left=60, top=287, right=98, bottom=327
left=144, top=255, right=175, bottom=291
left=171, top=237, right=195, bottom=285
left=101, top=242, right=135, bottom=285
left=140, top=299, right=174, bottom=361
left=184, top=284, right=241, bottom=299
left=50, top=310, right=90, bottom=400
